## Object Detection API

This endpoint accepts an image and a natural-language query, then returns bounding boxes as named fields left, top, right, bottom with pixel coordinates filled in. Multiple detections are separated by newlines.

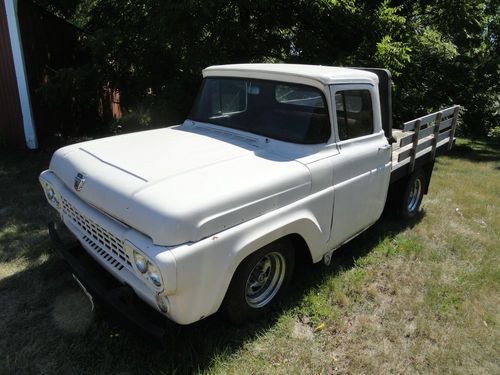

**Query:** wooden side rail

left=392, top=105, right=460, bottom=172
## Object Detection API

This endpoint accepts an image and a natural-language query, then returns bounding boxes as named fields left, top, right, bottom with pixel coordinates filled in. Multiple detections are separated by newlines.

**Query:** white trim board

left=4, top=0, right=38, bottom=149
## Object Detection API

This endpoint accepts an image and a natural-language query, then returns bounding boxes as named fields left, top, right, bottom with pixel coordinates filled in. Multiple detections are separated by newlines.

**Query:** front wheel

left=400, top=170, right=426, bottom=219
left=222, top=239, right=295, bottom=324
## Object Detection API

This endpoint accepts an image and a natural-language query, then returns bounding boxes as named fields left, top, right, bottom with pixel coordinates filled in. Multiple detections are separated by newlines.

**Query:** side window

left=335, top=90, right=373, bottom=140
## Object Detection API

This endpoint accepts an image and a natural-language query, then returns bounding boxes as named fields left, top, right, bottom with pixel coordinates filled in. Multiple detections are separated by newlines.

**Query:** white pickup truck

left=40, top=64, right=458, bottom=334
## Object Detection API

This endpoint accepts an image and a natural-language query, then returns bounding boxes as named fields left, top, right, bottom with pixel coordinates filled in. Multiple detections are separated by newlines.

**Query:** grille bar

left=62, top=197, right=133, bottom=271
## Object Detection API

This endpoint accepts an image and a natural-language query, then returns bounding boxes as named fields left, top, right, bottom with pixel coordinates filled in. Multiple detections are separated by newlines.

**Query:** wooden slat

left=431, top=112, right=442, bottom=159
left=441, top=106, right=459, bottom=118
left=399, top=133, right=414, bottom=147
left=403, top=112, right=438, bottom=131
left=403, top=121, right=416, bottom=132
left=397, top=144, right=413, bottom=163
left=417, top=125, right=436, bottom=140
left=403, top=120, right=416, bottom=132
left=400, top=117, right=452, bottom=149
left=448, top=106, right=460, bottom=150
left=397, top=149, right=411, bottom=163
left=417, top=138, right=433, bottom=153
left=397, top=137, right=435, bottom=163
left=439, top=117, right=453, bottom=131
left=402, top=105, right=459, bottom=132
left=399, top=125, right=436, bottom=148
left=409, top=119, right=421, bottom=172
left=439, top=129, right=452, bottom=143
left=393, top=105, right=460, bottom=169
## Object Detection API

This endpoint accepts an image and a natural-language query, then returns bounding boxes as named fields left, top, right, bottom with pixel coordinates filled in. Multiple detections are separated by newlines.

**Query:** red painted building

left=0, top=0, right=121, bottom=150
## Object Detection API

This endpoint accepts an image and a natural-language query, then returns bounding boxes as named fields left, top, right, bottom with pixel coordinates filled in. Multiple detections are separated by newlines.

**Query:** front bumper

left=39, top=170, right=177, bottom=314
left=48, top=221, right=167, bottom=339
left=40, top=168, right=241, bottom=325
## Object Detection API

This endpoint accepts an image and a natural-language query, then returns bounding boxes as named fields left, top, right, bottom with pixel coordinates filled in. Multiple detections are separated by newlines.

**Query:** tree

left=34, top=0, right=499, bottom=137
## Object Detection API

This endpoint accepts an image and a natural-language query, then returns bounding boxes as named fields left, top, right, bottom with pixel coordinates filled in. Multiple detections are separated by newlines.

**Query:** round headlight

left=133, top=251, right=147, bottom=273
left=46, top=187, right=55, bottom=200
left=147, top=262, right=162, bottom=287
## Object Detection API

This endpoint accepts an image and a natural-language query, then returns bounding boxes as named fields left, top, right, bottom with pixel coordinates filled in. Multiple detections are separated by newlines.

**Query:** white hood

left=50, top=123, right=311, bottom=246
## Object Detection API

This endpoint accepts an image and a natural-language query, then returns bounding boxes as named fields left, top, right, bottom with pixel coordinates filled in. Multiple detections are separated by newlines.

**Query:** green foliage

left=374, top=35, right=411, bottom=75
left=34, top=0, right=499, bottom=137
left=37, top=65, right=104, bottom=135
left=373, top=1, right=410, bottom=75
left=488, top=126, right=500, bottom=143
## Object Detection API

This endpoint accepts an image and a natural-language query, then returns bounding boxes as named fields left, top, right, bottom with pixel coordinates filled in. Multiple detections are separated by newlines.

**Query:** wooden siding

left=0, top=0, right=25, bottom=149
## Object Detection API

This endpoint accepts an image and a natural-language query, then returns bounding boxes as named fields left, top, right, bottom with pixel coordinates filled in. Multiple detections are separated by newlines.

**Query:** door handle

left=379, top=144, right=391, bottom=151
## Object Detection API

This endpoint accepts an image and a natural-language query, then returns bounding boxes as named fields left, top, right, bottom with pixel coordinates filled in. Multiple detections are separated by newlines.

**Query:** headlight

left=42, top=182, right=60, bottom=208
left=133, top=251, right=147, bottom=273
left=156, top=293, right=170, bottom=313
left=127, top=244, right=163, bottom=289
left=147, top=262, right=162, bottom=287
left=46, top=187, right=55, bottom=200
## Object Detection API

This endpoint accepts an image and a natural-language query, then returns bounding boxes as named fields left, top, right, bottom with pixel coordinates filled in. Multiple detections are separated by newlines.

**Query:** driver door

left=329, top=84, right=391, bottom=247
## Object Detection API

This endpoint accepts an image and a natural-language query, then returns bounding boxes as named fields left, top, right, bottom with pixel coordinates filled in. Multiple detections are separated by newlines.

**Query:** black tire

left=400, top=169, right=426, bottom=219
left=222, top=239, right=295, bottom=324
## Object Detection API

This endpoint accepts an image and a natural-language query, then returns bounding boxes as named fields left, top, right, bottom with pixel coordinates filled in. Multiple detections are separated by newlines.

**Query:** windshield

left=188, top=77, right=331, bottom=144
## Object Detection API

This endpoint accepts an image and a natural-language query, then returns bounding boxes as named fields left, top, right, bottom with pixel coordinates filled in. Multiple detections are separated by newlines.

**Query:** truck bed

left=391, top=106, right=460, bottom=173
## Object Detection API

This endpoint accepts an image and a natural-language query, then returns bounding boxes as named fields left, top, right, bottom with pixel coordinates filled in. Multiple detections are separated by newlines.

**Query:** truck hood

left=50, top=123, right=311, bottom=246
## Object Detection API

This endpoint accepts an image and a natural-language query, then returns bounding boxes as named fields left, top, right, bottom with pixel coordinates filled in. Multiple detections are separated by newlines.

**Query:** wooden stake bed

left=391, top=106, right=460, bottom=172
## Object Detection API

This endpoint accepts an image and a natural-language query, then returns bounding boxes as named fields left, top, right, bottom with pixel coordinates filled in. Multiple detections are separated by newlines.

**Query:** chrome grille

left=61, top=197, right=133, bottom=271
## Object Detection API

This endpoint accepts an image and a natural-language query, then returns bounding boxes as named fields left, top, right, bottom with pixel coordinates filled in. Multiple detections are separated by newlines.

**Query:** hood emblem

left=74, top=173, right=86, bottom=192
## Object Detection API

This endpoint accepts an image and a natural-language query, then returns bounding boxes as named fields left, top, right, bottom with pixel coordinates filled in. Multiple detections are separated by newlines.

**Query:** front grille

left=61, top=197, right=133, bottom=271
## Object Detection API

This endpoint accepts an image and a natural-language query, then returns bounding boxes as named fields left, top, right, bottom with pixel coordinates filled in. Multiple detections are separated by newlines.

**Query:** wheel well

left=232, top=234, right=312, bottom=281
left=385, top=163, right=434, bottom=213
left=282, top=233, right=313, bottom=265
left=220, top=233, right=312, bottom=312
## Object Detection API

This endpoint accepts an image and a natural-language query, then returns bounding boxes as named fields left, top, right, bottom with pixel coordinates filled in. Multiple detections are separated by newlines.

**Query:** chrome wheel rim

left=245, top=252, right=286, bottom=308
left=407, top=178, right=422, bottom=212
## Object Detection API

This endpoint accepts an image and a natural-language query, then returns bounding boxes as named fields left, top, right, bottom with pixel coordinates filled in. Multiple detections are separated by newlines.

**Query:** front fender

left=168, top=190, right=331, bottom=324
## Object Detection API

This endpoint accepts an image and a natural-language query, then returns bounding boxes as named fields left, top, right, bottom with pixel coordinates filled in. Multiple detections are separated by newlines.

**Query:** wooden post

left=409, top=119, right=421, bottom=173
left=448, top=106, right=459, bottom=150
left=431, top=112, right=442, bottom=159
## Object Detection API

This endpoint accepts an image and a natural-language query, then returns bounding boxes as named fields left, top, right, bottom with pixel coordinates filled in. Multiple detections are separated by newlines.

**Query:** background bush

left=35, top=0, right=499, bottom=138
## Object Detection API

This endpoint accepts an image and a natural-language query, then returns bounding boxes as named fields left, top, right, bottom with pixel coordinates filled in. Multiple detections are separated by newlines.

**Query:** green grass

left=0, top=138, right=499, bottom=374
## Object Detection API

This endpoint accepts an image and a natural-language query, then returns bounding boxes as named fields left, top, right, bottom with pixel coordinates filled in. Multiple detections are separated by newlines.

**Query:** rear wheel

left=400, top=170, right=426, bottom=219
left=222, top=239, right=295, bottom=324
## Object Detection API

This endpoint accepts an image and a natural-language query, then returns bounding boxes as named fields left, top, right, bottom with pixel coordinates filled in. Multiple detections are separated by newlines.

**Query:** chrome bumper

left=48, top=221, right=167, bottom=339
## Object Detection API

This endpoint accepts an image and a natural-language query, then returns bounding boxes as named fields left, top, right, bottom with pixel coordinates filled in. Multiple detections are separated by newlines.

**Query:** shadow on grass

left=0, top=256, right=276, bottom=373
left=289, top=211, right=424, bottom=299
left=0, top=211, right=423, bottom=374
left=446, top=139, right=500, bottom=164
left=0, top=149, right=58, bottom=263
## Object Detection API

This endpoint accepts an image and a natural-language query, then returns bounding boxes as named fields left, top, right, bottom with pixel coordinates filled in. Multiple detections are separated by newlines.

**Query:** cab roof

left=203, top=63, right=378, bottom=86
